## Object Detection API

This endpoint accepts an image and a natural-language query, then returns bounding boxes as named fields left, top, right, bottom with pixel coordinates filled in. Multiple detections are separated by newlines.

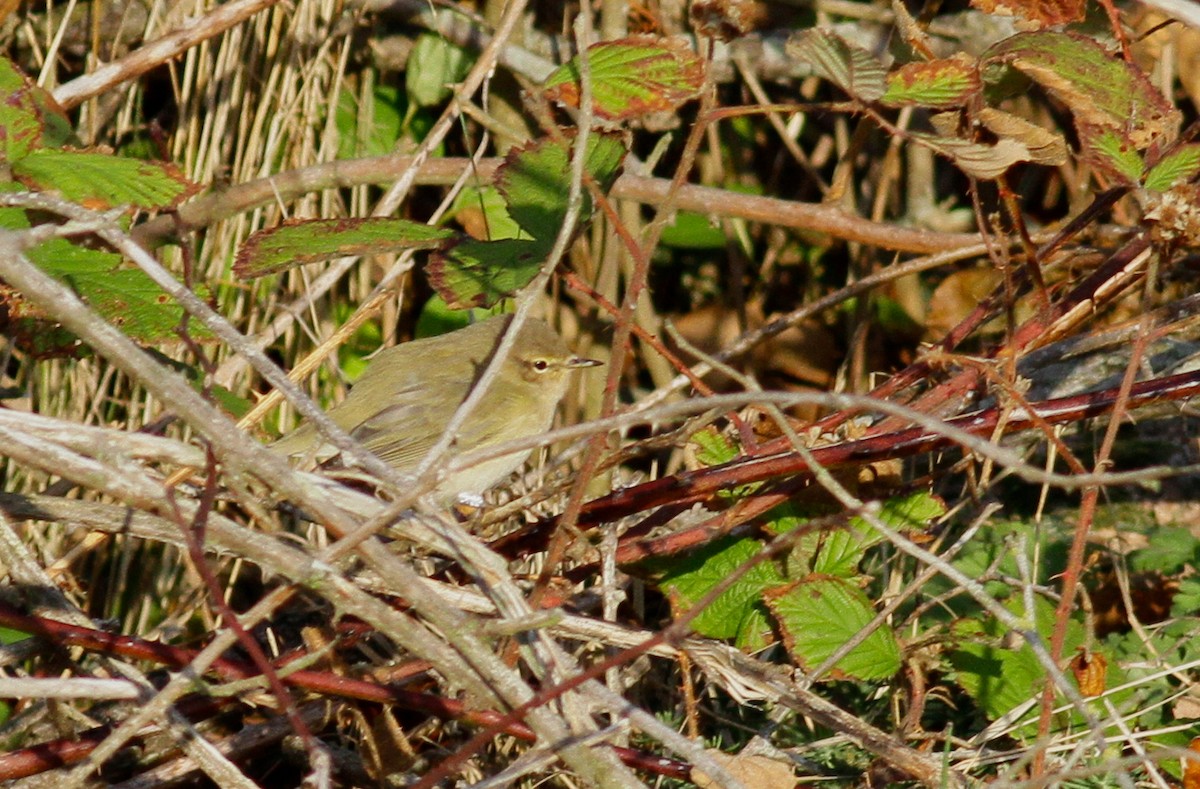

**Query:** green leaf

left=448, top=185, right=523, bottom=240
left=786, top=29, right=887, bottom=102
left=660, top=535, right=784, bottom=645
left=0, top=205, right=203, bottom=345
left=766, top=576, right=901, bottom=680
left=496, top=131, right=627, bottom=242
left=425, top=236, right=546, bottom=309
left=983, top=31, right=1178, bottom=151
left=406, top=33, right=473, bottom=108
left=1143, top=145, right=1200, bottom=192
left=882, top=55, right=980, bottom=109
left=29, top=237, right=206, bottom=343
left=542, top=36, right=704, bottom=122
left=1170, top=578, right=1200, bottom=618
left=873, top=489, right=946, bottom=528
left=1078, top=124, right=1144, bottom=185
left=689, top=426, right=740, bottom=467
left=0, top=626, right=30, bottom=645
left=0, top=57, right=45, bottom=162
left=336, top=84, right=406, bottom=160
left=234, top=218, right=455, bottom=278
left=427, top=132, right=627, bottom=308
left=949, top=596, right=1090, bottom=734
left=12, top=150, right=196, bottom=210
left=1128, top=526, right=1200, bottom=574
left=948, top=619, right=1043, bottom=725
left=413, top=296, right=504, bottom=339
left=777, top=491, right=945, bottom=578
left=660, top=209, right=726, bottom=249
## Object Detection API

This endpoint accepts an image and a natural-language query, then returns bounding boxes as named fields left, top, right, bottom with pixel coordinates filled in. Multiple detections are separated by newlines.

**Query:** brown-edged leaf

left=765, top=576, right=901, bottom=681
left=425, top=237, right=546, bottom=309
left=882, top=55, right=980, bottom=109
left=542, top=36, right=704, bottom=122
left=1077, top=122, right=1144, bottom=186
left=235, top=218, right=454, bottom=278
left=12, top=150, right=197, bottom=211
left=984, top=31, right=1178, bottom=150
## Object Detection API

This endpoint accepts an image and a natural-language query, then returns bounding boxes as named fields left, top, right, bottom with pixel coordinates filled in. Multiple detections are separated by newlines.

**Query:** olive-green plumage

left=273, top=315, right=598, bottom=500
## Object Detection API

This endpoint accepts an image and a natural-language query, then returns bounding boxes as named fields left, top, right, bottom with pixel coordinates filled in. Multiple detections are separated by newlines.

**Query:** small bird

left=273, top=314, right=600, bottom=501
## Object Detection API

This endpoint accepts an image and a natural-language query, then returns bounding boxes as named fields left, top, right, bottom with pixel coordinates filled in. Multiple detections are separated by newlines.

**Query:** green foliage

left=427, top=131, right=627, bottom=307
left=1143, top=145, right=1200, bottom=192
left=236, top=131, right=626, bottom=309
left=405, top=33, right=473, bottom=109
left=881, top=56, right=979, bottom=109
left=11, top=150, right=195, bottom=210
left=766, top=576, right=901, bottom=680
left=234, top=218, right=454, bottom=277
left=0, top=55, right=201, bottom=348
left=336, top=83, right=407, bottom=159
left=660, top=490, right=944, bottom=679
left=660, top=535, right=781, bottom=649
left=541, top=36, right=704, bottom=121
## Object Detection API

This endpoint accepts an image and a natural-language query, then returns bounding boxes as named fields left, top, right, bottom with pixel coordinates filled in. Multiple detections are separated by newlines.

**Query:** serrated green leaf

left=542, top=36, right=704, bottom=121
left=948, top=620, right=1043, bottom=725
left=949, top=596, right=1091, bottom=735
left=808, top=530, right=871, bottom=578
left=1079, top=124, right=1144, bottom=185
left=427, top=132, right=626, bottom=308
left=12, top=150, right=196, bottom=210
left=780, top=491, right=945, bottom=578
left=766, top=576, right=901, bottom=680
left=689, top=426, right=740, bottom=467
left=0, top=205, right=205, bottom=344
left=406, top=33, right=473, bottom=108
left=882, top=56, right=979, bottom=109
left=984, top=31, right=1178, bottom=150
left=235, top=218, right=454, bottom=278
left=1128, top=527, right=1200, bottom=574
left=1170, top=578, right=1200, bottom=618
left=786, top=29, right=887, bottom=102
left=1144, top=145, right=1200, bottom=192
left=426, top=236, right=546, bottom=309
left=660, top=536, right=784, bottom=642
left=29, top=236, right=206, bottom=343
left=496, top=131, right=627, bottom=242
left=873, top=489, right=947, bottom=529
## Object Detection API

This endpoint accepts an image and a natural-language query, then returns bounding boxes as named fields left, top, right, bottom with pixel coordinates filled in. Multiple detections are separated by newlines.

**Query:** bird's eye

left=532, top=359, right=550, bottom=372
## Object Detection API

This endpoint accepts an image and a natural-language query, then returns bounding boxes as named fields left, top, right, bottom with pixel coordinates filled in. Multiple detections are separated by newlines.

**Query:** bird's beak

left=567, top=356, right=603, bottom=369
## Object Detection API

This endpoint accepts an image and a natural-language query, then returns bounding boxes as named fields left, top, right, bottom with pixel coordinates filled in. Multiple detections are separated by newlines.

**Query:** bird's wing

left=347, top=399, right=446, bottom=470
